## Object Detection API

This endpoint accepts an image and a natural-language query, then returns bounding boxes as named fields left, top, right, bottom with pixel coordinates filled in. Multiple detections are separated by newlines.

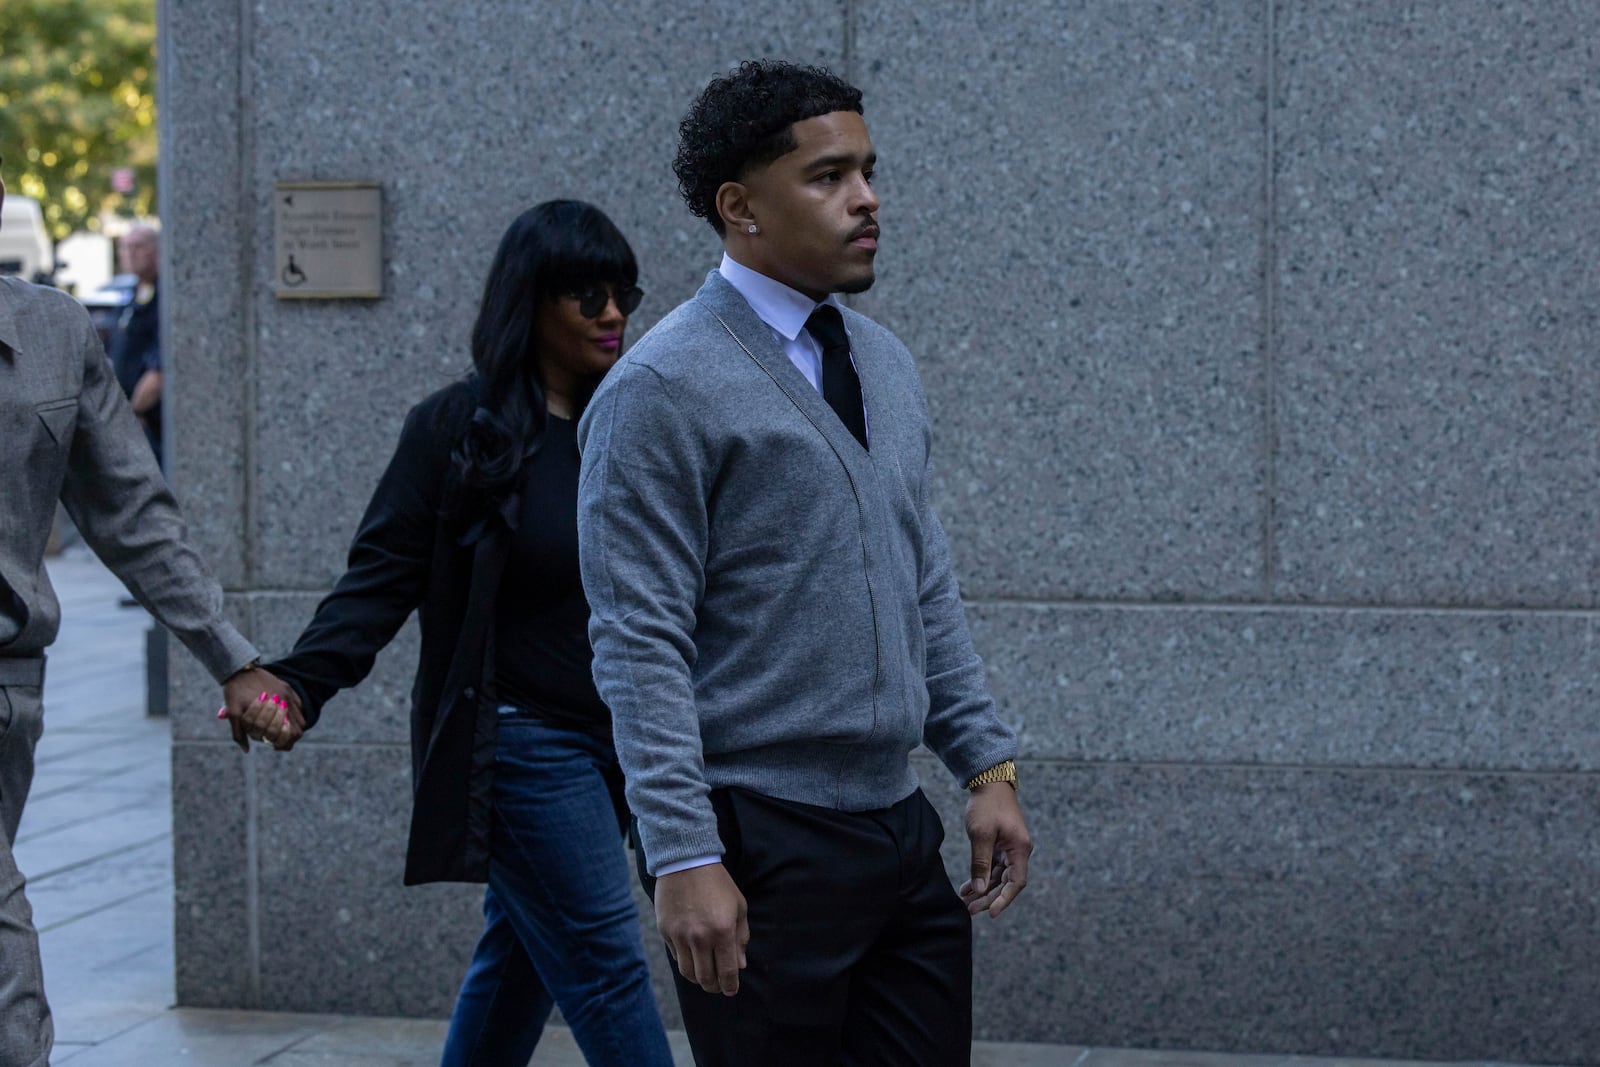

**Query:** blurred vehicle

left=54, top=231, right=116, bottom=297
left=0, top=194, right=54, bottom=282
left=78, top=273, right=139, bottom=349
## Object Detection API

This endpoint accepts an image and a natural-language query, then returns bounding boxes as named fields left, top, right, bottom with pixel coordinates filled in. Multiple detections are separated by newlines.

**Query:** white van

left=0, top=195, right=54, bottom=282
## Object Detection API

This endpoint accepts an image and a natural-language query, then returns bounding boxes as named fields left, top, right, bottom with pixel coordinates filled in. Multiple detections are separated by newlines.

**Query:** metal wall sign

left=272, top=181, right=383, bottom=299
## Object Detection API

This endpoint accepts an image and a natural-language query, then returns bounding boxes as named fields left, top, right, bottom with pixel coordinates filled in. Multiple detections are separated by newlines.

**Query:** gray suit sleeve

left=58, top=313, right=256, bottom=683
left=578, top=361, right=723, bottom=874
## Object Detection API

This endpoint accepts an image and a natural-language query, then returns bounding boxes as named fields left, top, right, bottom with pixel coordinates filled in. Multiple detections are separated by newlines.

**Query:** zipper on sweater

left=701, top=301, right=884, bottom=805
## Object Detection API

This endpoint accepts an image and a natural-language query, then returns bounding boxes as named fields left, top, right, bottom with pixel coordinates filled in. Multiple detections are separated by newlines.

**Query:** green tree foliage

left=0, top=0, right=158, bottom=240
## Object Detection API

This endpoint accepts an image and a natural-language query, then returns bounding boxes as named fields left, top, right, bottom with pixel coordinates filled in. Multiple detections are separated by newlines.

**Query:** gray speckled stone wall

left=162, top=1, right=1600, bottom=1062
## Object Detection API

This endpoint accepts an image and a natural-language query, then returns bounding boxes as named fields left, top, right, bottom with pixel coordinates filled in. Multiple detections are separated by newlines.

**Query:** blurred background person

left=106, top=224, right=161, bottom=462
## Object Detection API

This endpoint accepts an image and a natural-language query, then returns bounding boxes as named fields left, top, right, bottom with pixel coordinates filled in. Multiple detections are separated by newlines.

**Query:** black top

left=495, top=413, right=609, bottom=732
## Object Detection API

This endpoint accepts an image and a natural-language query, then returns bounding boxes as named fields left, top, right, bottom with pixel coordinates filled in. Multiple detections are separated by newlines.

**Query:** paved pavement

left=16, top=548, right=1565, bottom=1066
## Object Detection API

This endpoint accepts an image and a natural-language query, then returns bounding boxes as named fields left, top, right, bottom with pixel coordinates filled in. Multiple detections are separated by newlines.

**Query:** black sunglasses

left=566, top=284, right=644, bottom=319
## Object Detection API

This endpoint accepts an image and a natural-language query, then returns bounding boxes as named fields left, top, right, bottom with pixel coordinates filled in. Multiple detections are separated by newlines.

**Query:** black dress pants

left=635, top=787, right=973, bottom=1067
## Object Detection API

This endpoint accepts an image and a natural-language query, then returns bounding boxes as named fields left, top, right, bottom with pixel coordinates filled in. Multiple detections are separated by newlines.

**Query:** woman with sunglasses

left=225, top=201, right=669, bottom=1066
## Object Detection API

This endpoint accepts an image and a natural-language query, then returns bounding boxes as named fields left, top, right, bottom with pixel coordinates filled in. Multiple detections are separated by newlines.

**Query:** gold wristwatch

left=965, top=759, right=1018, bottom=791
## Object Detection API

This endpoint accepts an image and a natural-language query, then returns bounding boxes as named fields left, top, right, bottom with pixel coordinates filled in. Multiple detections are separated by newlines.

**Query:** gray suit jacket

left=0, top=275, right=255, bottom=681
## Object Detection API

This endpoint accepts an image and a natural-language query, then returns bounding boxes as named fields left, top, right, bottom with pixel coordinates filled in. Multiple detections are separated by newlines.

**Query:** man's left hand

left=959, top=782, right=1033, bottom=919
left=220, top=666, right=305, bottom=752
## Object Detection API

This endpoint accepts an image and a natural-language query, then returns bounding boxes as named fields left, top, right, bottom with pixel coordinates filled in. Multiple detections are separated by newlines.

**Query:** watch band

left=965, top=759, right=1018, bottom=791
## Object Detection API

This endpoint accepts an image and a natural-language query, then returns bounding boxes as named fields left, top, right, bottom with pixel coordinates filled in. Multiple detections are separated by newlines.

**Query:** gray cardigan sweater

left=577, top=270, right=1016, bottom=874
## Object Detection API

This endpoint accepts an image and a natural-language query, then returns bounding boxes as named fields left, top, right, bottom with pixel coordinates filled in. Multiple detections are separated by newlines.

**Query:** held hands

left=218, top=666, right=306, bottom=753
left=655, top=862, right=750, bottom=997
left=959, top=782, right=1033, bottom=918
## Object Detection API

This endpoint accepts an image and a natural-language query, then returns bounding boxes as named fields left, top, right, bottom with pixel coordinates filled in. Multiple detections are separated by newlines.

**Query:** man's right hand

left=655, top=862, right=749, bottom=996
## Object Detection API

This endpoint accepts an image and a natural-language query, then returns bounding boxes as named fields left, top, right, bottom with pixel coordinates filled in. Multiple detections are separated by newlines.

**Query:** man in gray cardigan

left=0, top=158, right=296, bottom=1067
left=578, top=61, right=1032, bottom=1066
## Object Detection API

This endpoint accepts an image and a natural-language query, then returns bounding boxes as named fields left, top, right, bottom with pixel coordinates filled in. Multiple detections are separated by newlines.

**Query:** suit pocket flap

left=35, top=398, right=77, bottom=444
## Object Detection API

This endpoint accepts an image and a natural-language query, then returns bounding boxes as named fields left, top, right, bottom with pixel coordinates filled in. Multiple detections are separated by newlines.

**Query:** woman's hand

left=218, top=667, right=306, bottom=752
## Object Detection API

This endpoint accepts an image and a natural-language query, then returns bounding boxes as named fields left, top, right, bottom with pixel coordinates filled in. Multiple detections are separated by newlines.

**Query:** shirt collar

left=718, top=253, right=842, bottom=342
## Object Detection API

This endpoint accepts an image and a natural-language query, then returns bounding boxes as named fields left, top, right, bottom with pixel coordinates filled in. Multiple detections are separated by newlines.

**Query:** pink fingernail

left=282, top=716, right=290, bottom=726
left=216, top=706, right=227, bottom=719
left=259, top=691, right=268, bottom=701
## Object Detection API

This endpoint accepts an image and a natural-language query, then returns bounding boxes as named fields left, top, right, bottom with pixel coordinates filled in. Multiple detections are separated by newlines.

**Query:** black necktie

left=805, top=305, right=868, bottom=450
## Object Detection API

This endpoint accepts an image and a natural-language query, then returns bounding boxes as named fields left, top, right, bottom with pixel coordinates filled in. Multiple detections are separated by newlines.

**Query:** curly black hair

left=674, top=59, right=864, bottom=235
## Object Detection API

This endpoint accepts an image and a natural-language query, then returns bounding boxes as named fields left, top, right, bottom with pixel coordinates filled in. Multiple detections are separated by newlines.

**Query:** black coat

left=268, top=379, right=508, bottom=884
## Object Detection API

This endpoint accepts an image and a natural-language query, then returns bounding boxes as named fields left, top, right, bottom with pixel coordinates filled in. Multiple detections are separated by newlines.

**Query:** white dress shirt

left=718, top=254, right=868, bottom=442
left=717, top=252, right=841, bottom=393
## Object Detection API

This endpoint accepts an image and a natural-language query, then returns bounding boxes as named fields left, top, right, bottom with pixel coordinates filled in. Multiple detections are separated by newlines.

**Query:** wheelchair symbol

left=282, top=255, right=307, bottom=287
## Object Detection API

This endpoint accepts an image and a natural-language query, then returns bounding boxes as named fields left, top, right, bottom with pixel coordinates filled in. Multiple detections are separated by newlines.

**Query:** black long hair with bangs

left=453, top=199, right=638, bottom=501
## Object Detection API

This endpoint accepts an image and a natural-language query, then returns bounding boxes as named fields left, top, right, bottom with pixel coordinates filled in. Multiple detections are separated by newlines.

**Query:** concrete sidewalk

left=17, top=549, right=1566, bottom=1066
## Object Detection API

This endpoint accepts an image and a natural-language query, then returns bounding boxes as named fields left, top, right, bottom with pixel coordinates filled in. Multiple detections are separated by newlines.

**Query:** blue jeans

left=439, top=714, right=672, bottom=1067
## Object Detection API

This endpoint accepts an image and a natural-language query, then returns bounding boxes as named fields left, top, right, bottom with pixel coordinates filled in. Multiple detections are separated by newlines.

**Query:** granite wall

left=159, top=1, right=1600, bottom=1062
